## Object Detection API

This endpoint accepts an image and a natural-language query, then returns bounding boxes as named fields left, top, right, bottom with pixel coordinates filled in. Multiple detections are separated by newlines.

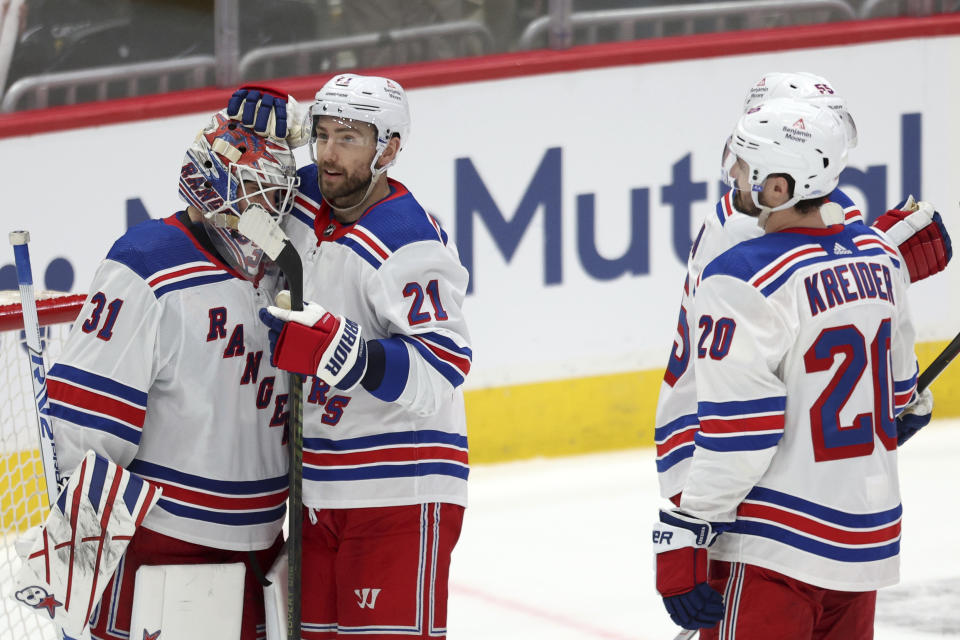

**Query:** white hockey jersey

left=284, top=168, right=472, bottom=509
left=680, top=223, right=918, bottom=591
left=49, top=214, right=289, bottom=551
left=655, top=189, right=864, bottom=499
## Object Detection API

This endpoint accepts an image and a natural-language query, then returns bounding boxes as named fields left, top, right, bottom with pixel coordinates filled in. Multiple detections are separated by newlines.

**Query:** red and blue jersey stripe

left=47, top=364, right=148, bottom=446
left=401, top=331, right=472, bottom=388
left=894, top=368, right=919, bottom=415
left=126, top=459, right=288, bottom=526
left=733, top=486, right=901, bottom=562
left=696, top=396, right=786, bottom=452
left=105, top=217, right=242, bottom=297
left=852, top=232, right=901, bottom=266
left=302, top=429, right=469, bottom=483
left=655, top=413, right=698, bottom=472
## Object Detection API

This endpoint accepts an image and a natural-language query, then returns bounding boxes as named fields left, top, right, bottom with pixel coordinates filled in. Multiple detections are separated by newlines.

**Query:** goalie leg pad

left=87, top=529, right=283, bottom=640
left=14, top=450, right=161, bottom=637
left=130, top=563, right=246, bottom=640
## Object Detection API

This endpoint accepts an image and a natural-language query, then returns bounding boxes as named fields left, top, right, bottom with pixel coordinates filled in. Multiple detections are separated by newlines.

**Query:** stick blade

left=237, top=205, right=289, bottom=261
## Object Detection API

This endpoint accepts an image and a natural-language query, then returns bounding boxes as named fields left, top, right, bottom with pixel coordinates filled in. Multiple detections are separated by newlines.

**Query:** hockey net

left=0, top=290, right=84, bottom=640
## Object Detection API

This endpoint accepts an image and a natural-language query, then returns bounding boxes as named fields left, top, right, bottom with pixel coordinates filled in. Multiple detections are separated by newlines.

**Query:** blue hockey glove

left=653, top=509, right=725, bottom=630
left=897, top=388, right=933, bottom=445
left=225, top=85, right=311, bottom=148
left=226, top=85, right=288, bottom=138
left=258, top=291, right=367, bottom=391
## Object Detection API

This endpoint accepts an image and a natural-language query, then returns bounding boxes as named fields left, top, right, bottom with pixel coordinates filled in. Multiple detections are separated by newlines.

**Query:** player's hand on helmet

left=872, top=197, right=952, bottom=283
left=653, top=509, right=725, bottom=630
left=897, top=387, right=933, bottom=446
left=258, top=290, right=367, bottom=390
left=226, top=85, right=311, bottom=148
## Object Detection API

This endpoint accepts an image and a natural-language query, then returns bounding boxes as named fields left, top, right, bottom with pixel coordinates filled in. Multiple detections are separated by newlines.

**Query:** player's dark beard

left=319, top=163, right=374, bottom=210
left=733, top=188, right=762, bottom=217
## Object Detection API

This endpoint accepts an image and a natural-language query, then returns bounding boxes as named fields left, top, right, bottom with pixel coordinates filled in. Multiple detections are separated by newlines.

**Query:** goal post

left=0, top=289, right=84, bottom=640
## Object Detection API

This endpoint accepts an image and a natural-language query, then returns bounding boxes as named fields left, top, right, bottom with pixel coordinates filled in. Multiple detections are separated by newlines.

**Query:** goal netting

left=0, top=290, right=84, bottom=640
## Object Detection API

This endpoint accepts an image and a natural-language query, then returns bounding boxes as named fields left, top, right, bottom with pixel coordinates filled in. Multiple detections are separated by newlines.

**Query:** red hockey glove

left=653, top=509, right=725, bottom=630
left=258, top=297, right=367, bottom=391
left=872, top=199, right=952, bottom=283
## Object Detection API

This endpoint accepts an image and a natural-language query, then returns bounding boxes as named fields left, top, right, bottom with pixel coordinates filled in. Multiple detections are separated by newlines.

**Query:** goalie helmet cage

left=0, top=290, right=84, bottom=640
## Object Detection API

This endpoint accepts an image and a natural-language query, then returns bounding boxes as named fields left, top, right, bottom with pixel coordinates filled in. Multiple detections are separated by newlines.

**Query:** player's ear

left=764, top=175, right=791, bottom=208
left=376, top=136, right=401, bottom=170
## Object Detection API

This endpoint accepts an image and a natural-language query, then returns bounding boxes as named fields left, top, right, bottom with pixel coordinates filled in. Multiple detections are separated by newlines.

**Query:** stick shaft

left=277, top=243, right=304, bottom=640
left=9, top=230, right=62, bottom=505
left=917, top=331, right=960, bottom=393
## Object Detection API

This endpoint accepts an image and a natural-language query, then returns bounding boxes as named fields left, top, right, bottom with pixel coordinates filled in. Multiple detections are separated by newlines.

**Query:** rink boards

left=1, top=15, right=959, bottom=485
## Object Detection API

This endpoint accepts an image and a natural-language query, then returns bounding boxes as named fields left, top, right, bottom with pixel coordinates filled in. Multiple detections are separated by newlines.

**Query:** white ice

left=446, top=418, right=960, bottom=639
left=5, top=419, right=960, bottom=639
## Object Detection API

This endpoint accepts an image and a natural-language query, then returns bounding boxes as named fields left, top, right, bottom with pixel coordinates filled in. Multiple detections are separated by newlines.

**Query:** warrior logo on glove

left=259, top=293, right=369, bottom=391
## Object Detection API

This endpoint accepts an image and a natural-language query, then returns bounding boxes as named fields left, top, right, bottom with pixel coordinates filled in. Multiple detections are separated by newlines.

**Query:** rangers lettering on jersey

left=48, top=214, right=288, bottom=551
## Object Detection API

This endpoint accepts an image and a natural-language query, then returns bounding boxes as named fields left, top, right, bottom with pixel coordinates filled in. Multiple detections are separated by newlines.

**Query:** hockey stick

left=672, top=631, right=697, bottom=640
left=916, top=331, right=960, bottom=394
left=238, top=207, right=304, bottom=640
left=9, top=230, right=62, bottom=506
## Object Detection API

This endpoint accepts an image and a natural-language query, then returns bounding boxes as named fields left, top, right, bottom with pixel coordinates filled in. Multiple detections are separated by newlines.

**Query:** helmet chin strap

left=753, top=190, right=801, bottom=230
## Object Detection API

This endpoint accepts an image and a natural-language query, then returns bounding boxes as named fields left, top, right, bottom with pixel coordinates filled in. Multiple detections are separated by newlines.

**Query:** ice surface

left=5, top=420, right=960, bottom=639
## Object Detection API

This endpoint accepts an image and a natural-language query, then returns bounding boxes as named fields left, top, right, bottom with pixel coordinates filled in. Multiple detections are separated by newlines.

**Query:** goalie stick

left=238, top=206, right=304, bottom=640
left=9, top=230, right=63, bottom=505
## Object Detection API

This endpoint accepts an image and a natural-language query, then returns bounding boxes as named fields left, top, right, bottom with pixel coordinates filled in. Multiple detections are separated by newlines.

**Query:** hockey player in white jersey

left=655, top=72, right=951, bottom=503
left=46, top=112, right=299, bottom=640
left=653, top=98, right=925, bottom=638
left=228, top=74, right=471, bottom=638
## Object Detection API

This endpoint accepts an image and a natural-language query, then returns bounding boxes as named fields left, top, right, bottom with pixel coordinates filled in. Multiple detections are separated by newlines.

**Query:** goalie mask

left=742, top=71, right=858, bottom=149
left=178, top=111, right=299, bottom=280
left=307, top=74, right=410, bottom=205
left=721, top=98, right=848, bottom=223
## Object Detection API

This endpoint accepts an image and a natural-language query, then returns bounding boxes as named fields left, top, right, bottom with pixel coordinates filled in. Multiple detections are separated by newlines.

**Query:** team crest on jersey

left=15, top=585, right=62, bottom=618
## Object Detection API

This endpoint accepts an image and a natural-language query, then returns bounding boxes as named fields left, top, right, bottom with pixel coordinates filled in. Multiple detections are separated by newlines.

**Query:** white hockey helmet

left=721, top=98, right=849, bottom=218
left=179, top=111, right=299, bottom=280
left=308, top=73, right=411, bottom=175
left=743, top=71, right=858, bottom=148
